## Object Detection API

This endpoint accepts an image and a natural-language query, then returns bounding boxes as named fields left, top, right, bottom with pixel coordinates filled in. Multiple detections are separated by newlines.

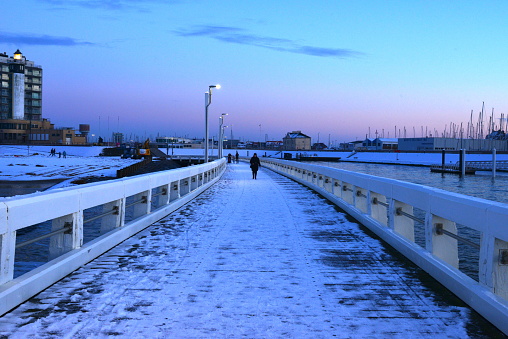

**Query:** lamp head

left=209, top=84, right=221, bottom=89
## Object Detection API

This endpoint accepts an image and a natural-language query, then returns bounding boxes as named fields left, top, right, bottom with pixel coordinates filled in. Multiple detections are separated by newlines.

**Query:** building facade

left=283, top=131, right=311, bottom=150
left=398, top=137, right=508, bottom=151
left=362, top=138, right=398, bottom=150
left=0, top=50, right=87, bottom=145
left=1, top=50, right=42, bottom=121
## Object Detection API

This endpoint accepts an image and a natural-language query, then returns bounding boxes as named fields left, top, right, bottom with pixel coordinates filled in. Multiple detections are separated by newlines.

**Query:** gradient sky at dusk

left=2, top=1, right=508, bottom=144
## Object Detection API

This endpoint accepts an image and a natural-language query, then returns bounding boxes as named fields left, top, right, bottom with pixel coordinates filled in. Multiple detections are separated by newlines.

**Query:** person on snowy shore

left=250, top=153, right=261, bottom=179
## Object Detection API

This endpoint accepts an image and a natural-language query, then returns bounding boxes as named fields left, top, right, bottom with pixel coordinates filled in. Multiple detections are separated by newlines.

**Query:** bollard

left=460, top=149, right=466, bottom=177
left=493, top=148, right=497, bottom=178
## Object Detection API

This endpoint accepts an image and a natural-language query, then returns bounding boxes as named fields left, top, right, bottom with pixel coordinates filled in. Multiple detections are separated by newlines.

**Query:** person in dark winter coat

left=250, top=153, right=261, bottom=179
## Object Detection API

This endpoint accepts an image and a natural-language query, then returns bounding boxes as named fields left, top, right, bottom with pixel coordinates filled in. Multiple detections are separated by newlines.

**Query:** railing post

left=101, top=199, right=124, bottom=233
left=342, top=182, right=354, bottom=205
left=0, top=231, right=16, bottom=285
left=332, top=180, right=340, bottom=196
left=49, top=212, right=83, bottom=260
left=180, top=178, right=190, bottom=196
left=354, top=187, right=368, bottom=213
left=432, top=217, right=459, bottom=268
left=156, top=185, right=170, bottom=208
left=493, top=238, right=508, bottom=299
left=391, top=200, right=415, bottom=242
left=370, top=193, right=388, bottom=226
left=132, top=191, right=151, bottom=220
left=170, top=181, right=180, bottom=202
left=191, top=176, right=198, bottom=191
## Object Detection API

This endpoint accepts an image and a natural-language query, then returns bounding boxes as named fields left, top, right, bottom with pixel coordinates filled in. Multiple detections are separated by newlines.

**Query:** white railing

left=261, top=158, right=508, bottom=335
left=0, top=158, right=226, bottom=316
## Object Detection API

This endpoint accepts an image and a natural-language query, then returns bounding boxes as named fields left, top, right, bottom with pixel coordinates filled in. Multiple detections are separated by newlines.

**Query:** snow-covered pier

left=0, top=161, right=505, bottom=337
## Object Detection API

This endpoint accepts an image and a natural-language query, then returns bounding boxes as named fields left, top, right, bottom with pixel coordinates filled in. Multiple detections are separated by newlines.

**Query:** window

left=1, top=66, right=8, bottom=72
left=32, top=93, right=41, bottom=99
left=1, top=74, right=8, bottom=80
left=32, top=85, right=40, bottom=91
left=2, top=82, right=8, bottom=88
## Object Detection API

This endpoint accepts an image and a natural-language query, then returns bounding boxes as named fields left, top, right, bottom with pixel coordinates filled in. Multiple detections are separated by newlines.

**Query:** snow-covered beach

left=0, top=145, right=137, bottom=195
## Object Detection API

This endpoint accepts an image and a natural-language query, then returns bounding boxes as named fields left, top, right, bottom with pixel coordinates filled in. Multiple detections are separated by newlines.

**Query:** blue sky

left=2, top=0, right=508, bottom=144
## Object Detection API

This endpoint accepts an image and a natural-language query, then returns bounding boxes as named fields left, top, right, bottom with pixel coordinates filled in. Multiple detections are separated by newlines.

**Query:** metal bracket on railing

left=500, top=249, right=508, bottom=265
left=372, top=197, right=389, bottom=207
left=141, top=195, right=148, bottom=204
left=435, top=223, right=444, bottom=235
left=184, top=181, right=189, bottom=186
left=343, top=185, right=348, bottom=191
left=334, top=182, right=340, bottom=187
left=173, top=184, right=178, bottom=190
left=191, top=178, right=196, bottom=182
left=113, top=205, right=120, bottom=215
left=434, top=223, right=480, bottom=249
left=325, top=178, right=330, bottom=183
left=356, top=190, right=366, bottom=198
left=63, top=222, right=72, bottom=234
left=162, top=188, right=168, bottom=196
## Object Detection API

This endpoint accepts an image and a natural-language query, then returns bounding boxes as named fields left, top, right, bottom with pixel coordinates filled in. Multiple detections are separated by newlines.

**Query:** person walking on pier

left=235, top=151, right=239, bottom=163
left=250, top=153, right=261, bottom=179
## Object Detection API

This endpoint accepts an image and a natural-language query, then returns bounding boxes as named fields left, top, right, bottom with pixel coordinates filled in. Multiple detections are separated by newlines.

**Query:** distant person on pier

left=250, top=153, right=261, bottom=179
left=235, top=151, right=239, bottom=163
left=227, top=153, right=232, bottom=163
left=63, top=151, right=67, bottom=158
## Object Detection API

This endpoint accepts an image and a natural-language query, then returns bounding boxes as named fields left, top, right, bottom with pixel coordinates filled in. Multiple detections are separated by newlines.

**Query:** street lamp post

left=219, top=113, right=228, bottom=158
left=205, top=84, right=220, bottom=162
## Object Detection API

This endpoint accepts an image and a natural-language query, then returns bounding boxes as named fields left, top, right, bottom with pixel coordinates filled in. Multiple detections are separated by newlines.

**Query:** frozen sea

left=0, top=162, right=502, bottom=338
